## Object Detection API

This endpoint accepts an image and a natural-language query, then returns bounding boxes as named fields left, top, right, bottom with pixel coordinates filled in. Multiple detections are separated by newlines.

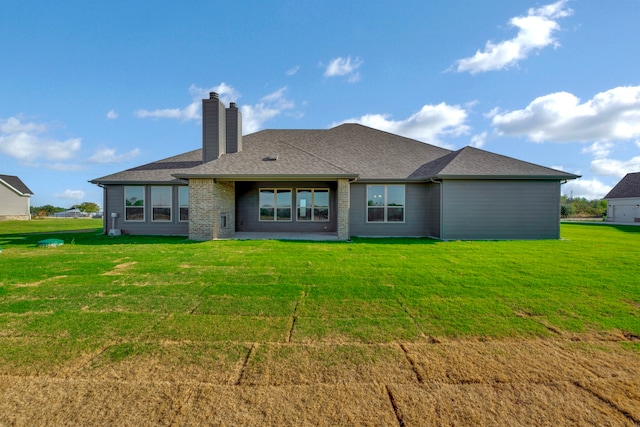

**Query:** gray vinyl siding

left=103, top=185, right=189, bottom=236
left=0, top=184, right=30, bottom=216
left=236, top=181, right=338, bottom=232
left=441, top=180, right=561, bottom=240
left=349, top=182, right=429, bottom=237
left=425, top=183, right=441, bottom=238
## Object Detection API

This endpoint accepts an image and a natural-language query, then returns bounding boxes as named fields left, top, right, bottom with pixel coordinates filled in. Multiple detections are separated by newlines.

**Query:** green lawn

left=0, top=220, right=638, bottom=372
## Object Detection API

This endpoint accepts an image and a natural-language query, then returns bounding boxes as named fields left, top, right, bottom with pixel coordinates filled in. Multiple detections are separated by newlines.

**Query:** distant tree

left=72, top=202, right=100, bottom=213
left=560, top=196, right=607, bottom=218
left=31, top=205, right=66, bottom=217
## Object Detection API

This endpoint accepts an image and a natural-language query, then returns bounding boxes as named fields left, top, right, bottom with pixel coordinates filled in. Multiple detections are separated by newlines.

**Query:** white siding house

left=0, top=174, right=33, bottom=221
left=605, top=172, right=640, bottom=224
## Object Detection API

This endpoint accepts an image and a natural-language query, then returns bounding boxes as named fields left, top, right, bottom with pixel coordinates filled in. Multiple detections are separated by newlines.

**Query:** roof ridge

left=276, top=138, right=355, bottom=174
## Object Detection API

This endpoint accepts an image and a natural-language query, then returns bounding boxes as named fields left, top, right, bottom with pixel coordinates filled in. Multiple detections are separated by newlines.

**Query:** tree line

left=561, top=196, right=607, bottom=218
left=30, top=202, right=101, bottom=217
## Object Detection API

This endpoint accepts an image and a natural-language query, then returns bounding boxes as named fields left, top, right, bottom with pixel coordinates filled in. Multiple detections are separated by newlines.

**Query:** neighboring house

left=53, top=208, right=89, bottom=218
left=90, top=92, right=580, bottom=241
left=0, top=174, right=33, bottom=221
left=604, top=172, right=640, bottom=224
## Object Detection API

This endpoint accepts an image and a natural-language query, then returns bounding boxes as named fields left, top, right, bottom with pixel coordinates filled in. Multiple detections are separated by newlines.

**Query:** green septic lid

left=38, top=238, right=64, bottom=248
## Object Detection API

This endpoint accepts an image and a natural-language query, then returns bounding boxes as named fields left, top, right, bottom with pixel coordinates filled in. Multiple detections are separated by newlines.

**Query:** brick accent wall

left=337, top=178, right=350, bottom=240
left=188, top=179, right=235, bottom=240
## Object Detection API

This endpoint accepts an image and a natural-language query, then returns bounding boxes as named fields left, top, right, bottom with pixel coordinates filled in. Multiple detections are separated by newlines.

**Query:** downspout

left=98, top=184, right=107, bottom=235
left=430, top=178, right=443, bottom=240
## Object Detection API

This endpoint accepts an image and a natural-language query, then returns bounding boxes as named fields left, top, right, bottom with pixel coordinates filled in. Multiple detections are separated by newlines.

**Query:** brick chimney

left=225, top=102, right=242, bottom=154
left=202, top=93, right=243, bottom=162
left=202, top=92, right=226, bottom=162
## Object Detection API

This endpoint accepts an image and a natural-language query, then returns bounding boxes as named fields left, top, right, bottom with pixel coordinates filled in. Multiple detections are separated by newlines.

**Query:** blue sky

left=2, top=0, right=639, bottom=208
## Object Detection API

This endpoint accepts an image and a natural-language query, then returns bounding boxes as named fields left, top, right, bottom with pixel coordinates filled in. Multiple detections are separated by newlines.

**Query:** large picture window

left=151, top=186, right=172, bottom=222
left=125, top=186, right=145, bottom=221
left=259, top=189, right=292, bottom=221
left=367, top=185, right=405, bottom=222
left=179, top=186, right=189, bottom=221
left=297, top=189, right=329, bottom=221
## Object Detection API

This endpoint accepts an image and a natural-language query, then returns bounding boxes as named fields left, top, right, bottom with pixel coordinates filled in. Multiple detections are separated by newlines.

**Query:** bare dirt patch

left=102, top=262, right=138, bottom=276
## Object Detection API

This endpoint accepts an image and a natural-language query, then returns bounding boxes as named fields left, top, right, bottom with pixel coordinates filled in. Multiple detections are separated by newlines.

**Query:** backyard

left=0, top=219, right=638, bottom=425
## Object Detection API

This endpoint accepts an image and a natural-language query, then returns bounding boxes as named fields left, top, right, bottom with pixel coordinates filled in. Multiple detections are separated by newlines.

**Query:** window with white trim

left=178, top=186, right=189, bottom=221
left=297, top=189, right=329, bottom=221
left=259, top=189, right=292, bottom=221
left=151, top=186, right=172, bottom=222
left=367, top=185, right=405, bottom=222
left=125, top=186, right=145, bottom=221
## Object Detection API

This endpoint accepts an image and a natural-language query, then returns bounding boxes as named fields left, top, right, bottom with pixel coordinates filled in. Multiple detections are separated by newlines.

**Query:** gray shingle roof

left=90, top=123, right=579, bottom=184
left=604, top=172, right=640, bottom=199
left=409, top=146, right=579, bottom=180
left=89, top=150, right=203, bottom=184
left=0, top=174, right=33, bottom=195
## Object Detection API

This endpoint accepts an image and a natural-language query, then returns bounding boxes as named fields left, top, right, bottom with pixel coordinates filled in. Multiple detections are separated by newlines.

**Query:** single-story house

left=90, top=92, right=579, bottom=240
left=604, top=172, right=640, bottom=224
left=53, top=208, right=89, bottom=218
left=0, top=174, right=33, bottom=221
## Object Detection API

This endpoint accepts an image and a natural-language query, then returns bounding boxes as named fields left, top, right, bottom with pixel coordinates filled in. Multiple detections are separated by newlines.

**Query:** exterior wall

left=0, top=184, right=30, bottom=220
left=188, top=179, right=235, bottom=240
left=441, top=180, right=561, bottom=240
left=605, top=198, right=640, bottom=223
left=236, top=181, right=338, bottom=233
left=337, top=178, right=350, bottom=240
left=425, top=182, right=441, bottom=238
left=348, top=182, right=430, bottom=237
left=103, top=185, right=189, bottom=236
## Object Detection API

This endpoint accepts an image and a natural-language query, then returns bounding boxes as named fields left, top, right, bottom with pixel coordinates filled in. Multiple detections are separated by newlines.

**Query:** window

left=367, top=185, right=405, bottom=222
left=125, top=186, right=145, bottom=221
left=151, top=186, right=172, bottom=222
left=259, top=189, right=292, bottom=221
left=297, top=189, right=329, bottom=221
left=179, top=186, right=189, bottom=221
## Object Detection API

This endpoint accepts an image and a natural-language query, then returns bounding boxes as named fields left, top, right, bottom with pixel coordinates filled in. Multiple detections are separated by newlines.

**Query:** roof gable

left=0, top=174, right=33, bottom=196
left=604, top=172, right=640, bottom=199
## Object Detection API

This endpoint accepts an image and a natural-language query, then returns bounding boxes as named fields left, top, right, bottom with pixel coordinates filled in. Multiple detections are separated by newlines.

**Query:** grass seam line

left=571, top=380, right=640, bottom=425
left=398, top=343, right=424, bottom=384
left=236, top=343, right=255, bottom=386
left=385, top=385, right=405, bottom=427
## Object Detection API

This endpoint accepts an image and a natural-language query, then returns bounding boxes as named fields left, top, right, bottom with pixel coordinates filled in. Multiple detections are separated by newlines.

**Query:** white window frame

left=124, top=186, right=145, bottom=222
left=259, top=188, right=292, bottom=222
left=296, top=188, right=330, bottom=222
left=366, top=184, right=405, bottom=223
left=151, top=186, right=172, bottom=222
left=178, top=186, right=189, bottom=222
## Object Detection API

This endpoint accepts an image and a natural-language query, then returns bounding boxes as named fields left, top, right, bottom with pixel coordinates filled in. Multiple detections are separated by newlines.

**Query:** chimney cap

left=209, top=92, right=219, bottom=99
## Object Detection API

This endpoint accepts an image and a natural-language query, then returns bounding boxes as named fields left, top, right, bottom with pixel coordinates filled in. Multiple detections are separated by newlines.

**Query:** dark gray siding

left=425, top=183, right=441, bottom=238
left=349, top=182, right=430, bottom=237
left=236, top=181, right=338, bottom=232
left=104, top=185, right=189, bottom=236
left=441, top=180, right=561, bottom=240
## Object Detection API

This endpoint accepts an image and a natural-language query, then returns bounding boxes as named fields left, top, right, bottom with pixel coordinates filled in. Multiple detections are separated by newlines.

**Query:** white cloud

left=286, top=66, right=300, bottom=76
left=562, top=178, right=612, bottom=200
left=241, top=87, right=295, bottom=133
left=323, top=56, right=363, bottom=82
left=492, top=86, right=640, bottom=142
left=106, top=110, right=118, bottom=120
left=470, top=131, right=488, bottom=148
left=54, top=189, right=85, bottom=200
left=582, top=141, right=613, bottom=159
left=87, top=147, right=141, bottom=164
left=135, top=83, right=240, bottom=122
left=336, top=103, right=470, bottom=148
left=0, top=116, right=81, bottom=162
left=591, top=156, right=640, bottom=178
left=133, top=83, right=296, bottom=134
left=453, top=0, right=572, bottom=74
